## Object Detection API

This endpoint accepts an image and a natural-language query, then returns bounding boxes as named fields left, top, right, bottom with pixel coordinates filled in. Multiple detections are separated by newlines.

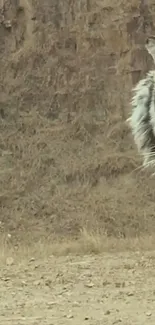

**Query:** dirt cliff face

left=0, top=0, right=155, bottom=241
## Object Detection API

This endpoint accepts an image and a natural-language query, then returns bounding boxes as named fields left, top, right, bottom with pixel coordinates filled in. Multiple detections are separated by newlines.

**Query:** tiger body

left=128, top=70, right=155, bottom=166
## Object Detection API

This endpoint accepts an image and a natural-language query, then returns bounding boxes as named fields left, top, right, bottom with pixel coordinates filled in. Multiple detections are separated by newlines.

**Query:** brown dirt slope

left=0, top=0, right=155, bottom=241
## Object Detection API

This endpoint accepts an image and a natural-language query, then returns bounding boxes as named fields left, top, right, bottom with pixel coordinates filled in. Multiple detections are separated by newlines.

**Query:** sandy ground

left=1, top=251, right=155, bottom=324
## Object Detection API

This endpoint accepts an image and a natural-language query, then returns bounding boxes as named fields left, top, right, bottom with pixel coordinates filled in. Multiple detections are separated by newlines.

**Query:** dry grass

left=1, top=228, right=155, bottom=265
left=0, top=0, right=155, bottom=247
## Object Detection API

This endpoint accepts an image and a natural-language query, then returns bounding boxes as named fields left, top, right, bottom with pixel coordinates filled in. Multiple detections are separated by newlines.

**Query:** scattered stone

left=31, top=15, right=36, bottom=21
left=146, top=311, right=152, bottom=316
left=63, top=286, right=68, bottom=290
left=47, top=301, right=57, bottom=308
left=127, top=292, right=134, bottom=296
left=105, top=310, right=111, bottom=315
left=67, top=314, right=74, bottom=319
left=6, top=257, right=14, bottom=266
left=29, top=257, right=35, bottom=262
left=84, top=316, right=89, bottom=320
left=85, top=282, right=94, bottom=288
left=2, top=277, right=10, bottom=282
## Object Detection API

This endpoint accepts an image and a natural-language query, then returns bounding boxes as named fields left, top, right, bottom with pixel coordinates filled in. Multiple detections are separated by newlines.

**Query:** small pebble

left=105, top=310, right=111, bottom=315
left=85, top=282, right=94, bottom=288
left=29, top=257, right=35, bottom=262
left=146, top=312, right=152, bottom=316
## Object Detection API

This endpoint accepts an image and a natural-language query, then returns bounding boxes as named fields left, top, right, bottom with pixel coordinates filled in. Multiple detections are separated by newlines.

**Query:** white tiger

left=127, top=36, right=155, bottom=167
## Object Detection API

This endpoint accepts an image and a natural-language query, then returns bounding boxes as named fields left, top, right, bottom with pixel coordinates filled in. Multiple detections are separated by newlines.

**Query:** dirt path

left=1, top=251, right=155, bottom=324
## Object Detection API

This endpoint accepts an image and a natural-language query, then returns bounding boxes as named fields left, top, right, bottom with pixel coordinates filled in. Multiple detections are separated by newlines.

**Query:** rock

left=47, top=301, right=57, bottom=308
left=67, top=314, right=74, bottom=319
left=31, top=16, right=36, bottom=21
left=29, top=257, right=35, bottom=262
left=105, top=310, right=111, bottom=315
left=146, top=312, right=152, bottom=316
left=2, top=277, right=10, bottom=282
left=85, top=282, right=94, bottom=288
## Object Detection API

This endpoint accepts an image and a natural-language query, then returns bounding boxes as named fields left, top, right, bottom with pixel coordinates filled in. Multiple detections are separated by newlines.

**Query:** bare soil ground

left=1, top=249, right=155, bottom=324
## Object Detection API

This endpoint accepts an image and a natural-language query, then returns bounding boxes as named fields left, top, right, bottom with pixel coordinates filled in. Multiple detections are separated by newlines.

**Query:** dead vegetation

left=2, top=229, right=155, bottom=261
left=0, top=0, right=155, bottom=246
